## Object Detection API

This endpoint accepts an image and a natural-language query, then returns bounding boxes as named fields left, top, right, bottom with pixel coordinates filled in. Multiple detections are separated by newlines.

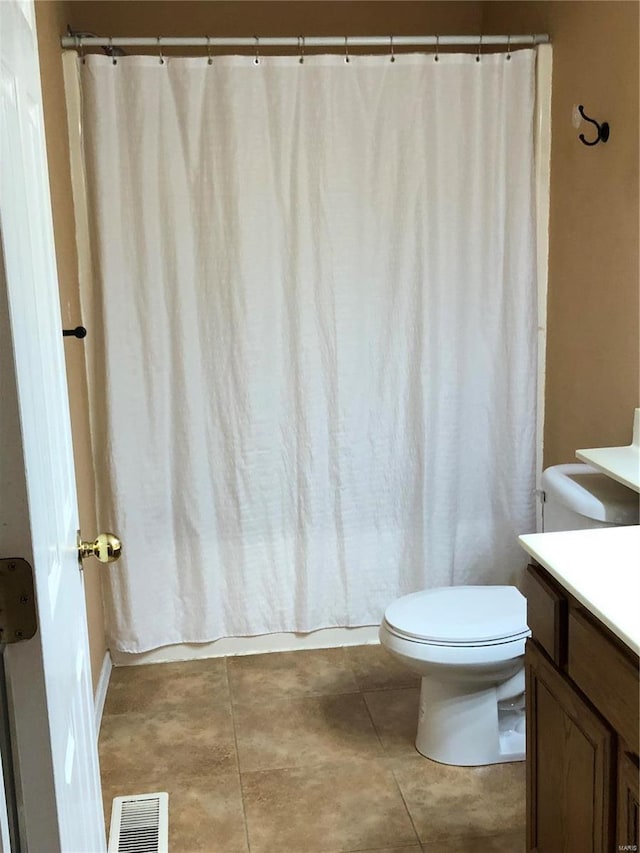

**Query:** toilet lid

left=384, top=586, right=529, bottom=645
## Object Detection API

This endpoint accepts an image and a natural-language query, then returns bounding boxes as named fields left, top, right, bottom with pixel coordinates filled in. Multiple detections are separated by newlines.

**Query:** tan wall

left=35, top=1, right=107, bottom=692
left=483, top=1, right=640, bottom=465
left=66, top=1, right=483, bottom=44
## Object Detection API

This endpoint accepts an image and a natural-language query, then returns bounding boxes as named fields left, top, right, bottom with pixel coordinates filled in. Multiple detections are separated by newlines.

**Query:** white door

left=0, top=1, right=106, bottom=851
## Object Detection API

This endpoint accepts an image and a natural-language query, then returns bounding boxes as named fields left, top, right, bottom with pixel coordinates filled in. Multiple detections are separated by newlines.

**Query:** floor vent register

left=108, top=792, right=169, bottom=853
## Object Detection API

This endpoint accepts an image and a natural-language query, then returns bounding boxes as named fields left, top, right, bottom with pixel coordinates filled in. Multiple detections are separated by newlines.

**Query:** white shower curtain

left=79, top=50, right=537, bottom=653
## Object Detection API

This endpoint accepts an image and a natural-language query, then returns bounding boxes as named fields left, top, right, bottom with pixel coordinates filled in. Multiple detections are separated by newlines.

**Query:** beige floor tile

left=421, top=831, right=525, bottom=852
left=234, top=693, right=384, bottom=772
left=242, top=760, right=419, bottom=853
left=166, top=789, right=248, bottom=852
left=100, top=650, right=526, bottom=853
left=165, top=772, right=248, bottom=853
left=99, top=705, right=237, bottom=783
left=346, top=645, right=420, bottom=692
left=391, top=756, right=526, bottom=843
left=104, top=658, right=230, bottom=715
left=364, top=688, right=420, bottom=756
left=228, top=648, right=359, bottom=705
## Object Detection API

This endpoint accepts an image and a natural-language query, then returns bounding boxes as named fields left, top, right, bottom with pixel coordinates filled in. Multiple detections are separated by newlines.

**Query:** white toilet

left=379, top=463, right=639, bottom=767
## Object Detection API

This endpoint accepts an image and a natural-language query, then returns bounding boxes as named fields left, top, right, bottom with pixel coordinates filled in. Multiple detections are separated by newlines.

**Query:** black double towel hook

left=62, top=326, right=87, bottom=339
left=578, top=105, right=610, bottom=146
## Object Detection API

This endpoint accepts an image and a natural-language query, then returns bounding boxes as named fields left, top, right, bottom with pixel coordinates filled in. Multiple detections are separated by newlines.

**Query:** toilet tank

left=541, top=463, right=639, bottom=532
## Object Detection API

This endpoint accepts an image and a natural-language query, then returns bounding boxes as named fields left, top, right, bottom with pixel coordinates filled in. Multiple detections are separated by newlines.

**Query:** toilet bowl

left=379, top=585, right=530, bottom=766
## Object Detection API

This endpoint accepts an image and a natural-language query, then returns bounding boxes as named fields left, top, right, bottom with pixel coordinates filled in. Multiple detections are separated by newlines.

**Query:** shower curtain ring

left=254, top=35, right=260, bottom=65
left=298, top=34, right=305, bottom=64
left=207, top=35, right=213, bottom=65
left=434, top=34, right=439, bottom=62
left=390, top=34, right=395, bottom=63
left=157, top=36, right=164, bottom=65
left=78, top=36, right=86, bottom=65
left=344, top=35, right=350, bottom=64
left=476, top=33, right=483, bottom=62
left=109, top=36, right=116, bottom=66
left=506, top=35, right=511, bottom=60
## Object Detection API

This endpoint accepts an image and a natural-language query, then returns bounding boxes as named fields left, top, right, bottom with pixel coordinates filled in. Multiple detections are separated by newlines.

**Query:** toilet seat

left=383, top=585, right=529, bottom=647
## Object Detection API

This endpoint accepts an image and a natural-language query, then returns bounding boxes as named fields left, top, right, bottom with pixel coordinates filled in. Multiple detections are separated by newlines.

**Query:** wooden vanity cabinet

left=524, top=563, right=640, bottom=853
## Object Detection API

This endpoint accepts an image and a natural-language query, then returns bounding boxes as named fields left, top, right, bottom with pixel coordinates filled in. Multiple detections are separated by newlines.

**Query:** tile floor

left=99, top=645, right=526, bottom=853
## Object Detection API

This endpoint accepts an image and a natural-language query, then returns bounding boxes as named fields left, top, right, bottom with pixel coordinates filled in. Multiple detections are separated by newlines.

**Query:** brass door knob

left=78, top=532, right=122, bottom=563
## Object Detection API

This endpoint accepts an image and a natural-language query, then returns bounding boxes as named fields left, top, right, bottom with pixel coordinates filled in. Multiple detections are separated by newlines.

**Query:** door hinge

left=0, top=558, right=37, bottom=644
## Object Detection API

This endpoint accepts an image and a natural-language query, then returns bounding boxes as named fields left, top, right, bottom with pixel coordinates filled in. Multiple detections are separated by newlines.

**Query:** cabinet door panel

left=526, top=640, right=614, bottom=853
left=568, top=608, right=639, bottom=748
left=617, top=747, right=639, bottom=852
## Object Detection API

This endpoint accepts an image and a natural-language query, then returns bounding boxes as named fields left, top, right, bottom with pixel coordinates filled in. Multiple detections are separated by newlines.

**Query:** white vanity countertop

left=519, top=525, right=640, bottom=655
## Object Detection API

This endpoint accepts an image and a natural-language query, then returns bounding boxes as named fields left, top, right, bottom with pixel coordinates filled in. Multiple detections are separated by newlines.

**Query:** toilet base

left=415, top=674, right=526, bottom=766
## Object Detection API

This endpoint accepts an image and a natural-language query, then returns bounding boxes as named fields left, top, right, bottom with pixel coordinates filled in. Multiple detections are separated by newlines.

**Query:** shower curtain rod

left=61, top=34, right=549, bottom=49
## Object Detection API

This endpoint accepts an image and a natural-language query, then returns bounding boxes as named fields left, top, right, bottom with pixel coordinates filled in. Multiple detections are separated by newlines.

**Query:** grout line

left=221, top=654, right=233, bottom=714
left=388, top=756, right=423, bottom=849
left=356, top=664, right=421, bottom=847
left=360, top=685, right=420, bottom=758
left=360, top=689, right=387, bottom=753
left=237, top=754, right=390, bottom=778
left=360, top=681, right=421, bottom=693
left=340, top=843, right=424, bottom=852
left=226, top=654, right=253, bottom=853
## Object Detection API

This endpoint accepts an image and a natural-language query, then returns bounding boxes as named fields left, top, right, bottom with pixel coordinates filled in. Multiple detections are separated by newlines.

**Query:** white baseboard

left=110, top=625, right=380, bottom=667
left=94, top=651, right=112, bottom=736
